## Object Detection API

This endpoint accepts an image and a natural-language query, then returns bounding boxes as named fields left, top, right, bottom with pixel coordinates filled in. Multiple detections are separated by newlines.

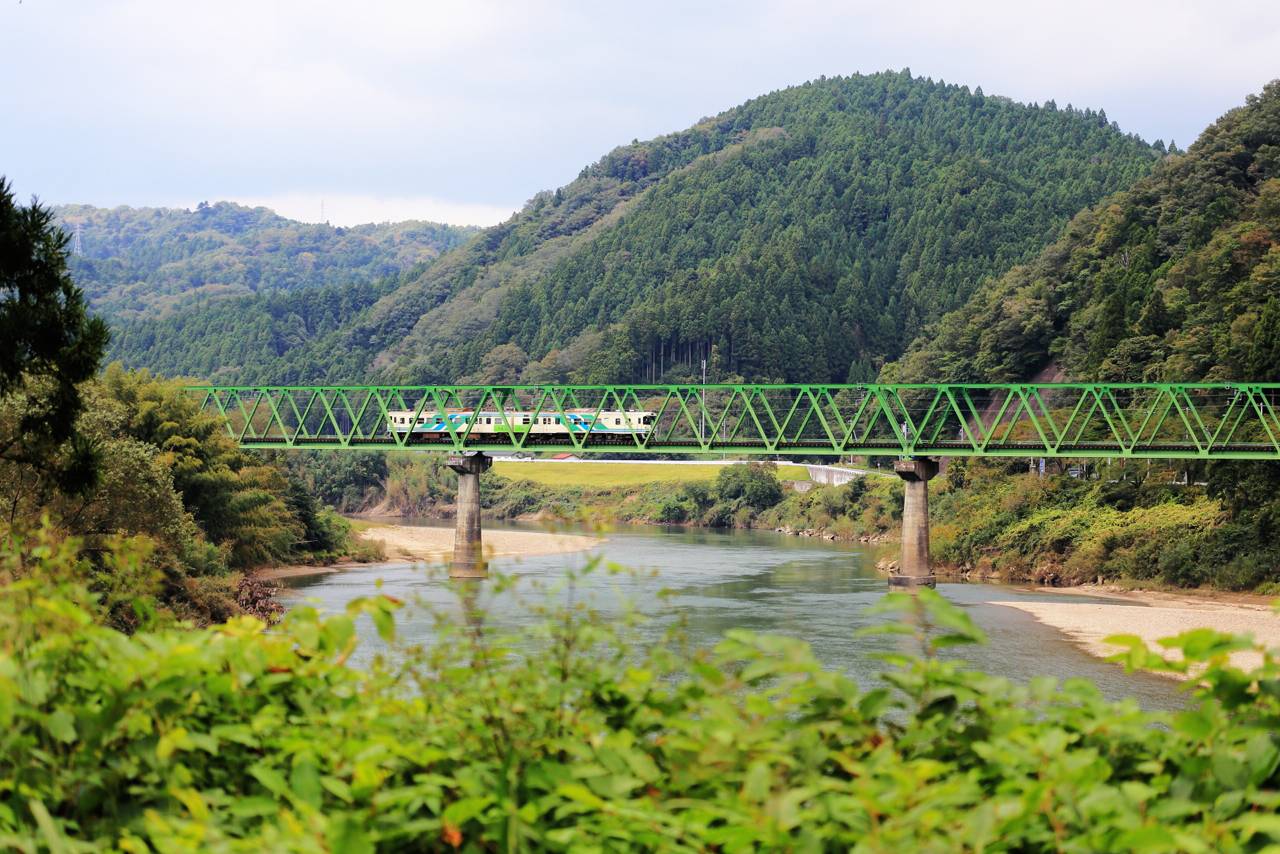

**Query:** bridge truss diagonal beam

left=186, top=383, right=1280, bottom=460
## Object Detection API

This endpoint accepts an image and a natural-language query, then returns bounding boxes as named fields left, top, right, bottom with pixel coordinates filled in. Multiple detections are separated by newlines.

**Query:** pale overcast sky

left=3, top=1, right=1277, bottom=226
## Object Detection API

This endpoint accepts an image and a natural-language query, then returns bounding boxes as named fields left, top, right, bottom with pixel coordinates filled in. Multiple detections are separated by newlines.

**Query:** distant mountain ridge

left=103, top=71, right=1165, bottom=384
left=57, top=201, right=477, bottom=319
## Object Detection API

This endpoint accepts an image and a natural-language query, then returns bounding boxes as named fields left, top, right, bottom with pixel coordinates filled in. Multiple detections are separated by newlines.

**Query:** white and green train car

left=386, top=409, right=656, bottom=439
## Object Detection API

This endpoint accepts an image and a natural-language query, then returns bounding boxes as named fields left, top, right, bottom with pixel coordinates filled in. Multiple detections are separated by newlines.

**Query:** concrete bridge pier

left=447, top=452, right=492, bottom=578
left=890, top=458, right=939, bottom=589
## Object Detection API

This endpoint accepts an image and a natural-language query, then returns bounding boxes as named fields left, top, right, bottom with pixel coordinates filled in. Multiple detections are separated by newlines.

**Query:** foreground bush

left=3, top=539, right=1280, bottom=851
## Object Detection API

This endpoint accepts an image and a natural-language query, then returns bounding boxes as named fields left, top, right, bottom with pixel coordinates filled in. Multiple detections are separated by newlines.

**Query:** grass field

left=491, top=461, right=811, bottom=487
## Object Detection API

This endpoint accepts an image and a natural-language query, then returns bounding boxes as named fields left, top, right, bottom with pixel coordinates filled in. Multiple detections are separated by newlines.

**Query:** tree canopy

left=886, top=80, right=1280, bottom=385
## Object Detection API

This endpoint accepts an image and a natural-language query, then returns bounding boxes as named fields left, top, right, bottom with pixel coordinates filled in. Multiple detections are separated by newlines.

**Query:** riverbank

left=992, top=586, right=1280, bottom=677
left=258, top=523, right=604, bottom=581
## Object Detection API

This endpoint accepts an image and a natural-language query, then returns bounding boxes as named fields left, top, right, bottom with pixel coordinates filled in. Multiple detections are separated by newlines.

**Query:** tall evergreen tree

left=0, top=178, right=109, bottom=493
left=1248, top=298, right=1280, bottom=380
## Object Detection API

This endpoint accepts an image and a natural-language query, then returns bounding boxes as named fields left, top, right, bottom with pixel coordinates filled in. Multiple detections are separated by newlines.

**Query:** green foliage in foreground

left=5, top=537, right=1280, bottom=851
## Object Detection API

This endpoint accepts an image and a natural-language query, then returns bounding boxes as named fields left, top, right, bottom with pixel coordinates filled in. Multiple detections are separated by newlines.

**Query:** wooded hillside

left=106, top=72, right=1164, bottom=385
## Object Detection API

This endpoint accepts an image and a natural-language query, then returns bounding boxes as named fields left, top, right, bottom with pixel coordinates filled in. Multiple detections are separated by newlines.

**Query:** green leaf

left=742, top=761, right=771, bottom=802
left=327, top=815, right=374, bottom=854
left=1236, top=812, right=1280, bottom=841
left=556, top=784, right=605, bottom=810
left=250, top=764, right=290, bottom=797
left=1246, top=733, right=1280, bottom=784
left=44, top=709, right=75, bottom=744
left=1114, top=825, right=1178, bottom=851
left=321, top=776, right=354, bottom=803
left=27, top=799, right=69, bottom=854
left=1212, top=754, right=1248, bottom=789
left=370, top=608, right=396, bottom=643
left=226, top=797, right=280, bottom=818
left=1172, top=709, right=1213, bottom=740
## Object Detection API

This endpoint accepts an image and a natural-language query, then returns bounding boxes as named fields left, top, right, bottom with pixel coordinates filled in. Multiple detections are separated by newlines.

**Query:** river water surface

left=284, top=520, right=1185, bottom=710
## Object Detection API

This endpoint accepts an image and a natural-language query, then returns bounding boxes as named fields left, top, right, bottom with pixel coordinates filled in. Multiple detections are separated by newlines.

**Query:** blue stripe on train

left=393, top=413, right=642, bottom=433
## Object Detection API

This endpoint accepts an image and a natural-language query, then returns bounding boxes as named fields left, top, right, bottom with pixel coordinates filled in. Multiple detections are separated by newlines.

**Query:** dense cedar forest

left=886, top=80, right=1280, bottom=386
left=59, top=200, right=475, bottom=319
left=104, top=72, right=1163, bottom=385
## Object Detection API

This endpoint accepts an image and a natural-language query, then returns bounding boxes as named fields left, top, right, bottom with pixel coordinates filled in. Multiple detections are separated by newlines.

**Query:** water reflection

left=283, top=520, right=1186, bottom=710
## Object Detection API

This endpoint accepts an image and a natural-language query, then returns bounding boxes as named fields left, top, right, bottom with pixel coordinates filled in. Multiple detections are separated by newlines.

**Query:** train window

left=522, top=417, right=530, bottom=425
left=615, top=418, right=621, bottom=425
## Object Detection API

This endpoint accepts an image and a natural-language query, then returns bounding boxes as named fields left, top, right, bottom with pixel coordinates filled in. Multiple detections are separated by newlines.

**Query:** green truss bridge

left=190, top=382, right=1280, bottom=460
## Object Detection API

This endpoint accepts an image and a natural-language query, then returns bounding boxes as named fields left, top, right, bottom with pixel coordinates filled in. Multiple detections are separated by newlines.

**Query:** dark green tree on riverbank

left=0, top=177, right=110, bottom=497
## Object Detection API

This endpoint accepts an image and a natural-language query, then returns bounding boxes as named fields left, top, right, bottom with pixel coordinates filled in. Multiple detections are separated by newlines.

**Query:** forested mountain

left=886, top=80, right=1280, bottom=384
left=57, top=201, right=476, bottom=319
left=109, top=71, right=1164, bottom=385
left=881, top=80, right=1280, bottom=592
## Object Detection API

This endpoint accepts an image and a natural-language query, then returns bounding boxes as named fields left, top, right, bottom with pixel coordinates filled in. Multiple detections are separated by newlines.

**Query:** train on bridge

left=387, top=408, right=656, bottom=442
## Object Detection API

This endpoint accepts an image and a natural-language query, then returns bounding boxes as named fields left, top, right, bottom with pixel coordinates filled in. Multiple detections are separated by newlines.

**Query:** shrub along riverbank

left=5, top=532, right=1280, bottom=850
left=0, top=364, right=383, bottom=628
left=358, top=455, right=900, bottom=534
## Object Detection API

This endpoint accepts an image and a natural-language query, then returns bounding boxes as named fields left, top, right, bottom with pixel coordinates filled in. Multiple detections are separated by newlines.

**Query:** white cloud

left=231, top=193, right=516, bottom=227
left=2, top=0, right=1277, bottom=215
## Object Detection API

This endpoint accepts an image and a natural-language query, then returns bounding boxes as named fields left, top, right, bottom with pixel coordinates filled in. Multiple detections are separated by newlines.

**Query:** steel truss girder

left=187, top=383, right=1280, bottom=460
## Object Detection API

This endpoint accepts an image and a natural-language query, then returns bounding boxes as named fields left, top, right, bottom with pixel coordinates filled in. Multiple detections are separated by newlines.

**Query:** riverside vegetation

left=5, top=536, right=1280, bottom=851
left=0, top=181, right=380, bottom=628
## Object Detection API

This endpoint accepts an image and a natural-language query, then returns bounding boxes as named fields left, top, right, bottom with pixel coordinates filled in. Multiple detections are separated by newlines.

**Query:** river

left=283, top=520, right=1186, bottom=710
